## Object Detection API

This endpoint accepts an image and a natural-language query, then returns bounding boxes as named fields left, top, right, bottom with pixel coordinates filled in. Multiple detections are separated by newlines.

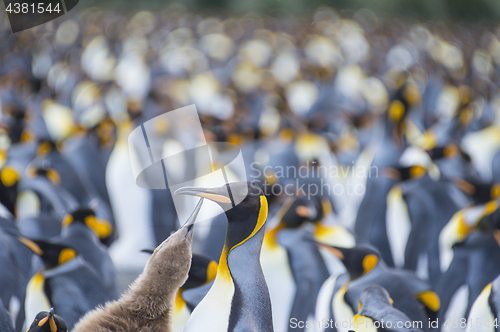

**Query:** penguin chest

left=261, top=245, right=295, bottom=332
left=466, top=283, right=495, bottom=332
left=315, top=275, right=338, bottom=332
left=171, top=292, right=192, bottom=332
left=25, top=272, right=51, bottom=325
left=184, top=276, right=235, bottom=332
left=386, top=186, right=411, bottom=268
left=333, top=286, right=355, bottom=332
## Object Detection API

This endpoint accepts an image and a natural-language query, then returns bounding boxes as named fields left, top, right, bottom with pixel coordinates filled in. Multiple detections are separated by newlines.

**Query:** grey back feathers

left=359, top=285, right=424, bottom=332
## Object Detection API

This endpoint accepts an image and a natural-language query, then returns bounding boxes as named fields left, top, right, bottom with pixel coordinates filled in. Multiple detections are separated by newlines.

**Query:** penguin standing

left=23, top=240, right=112, bottom=330
left=316, top=245, right=439, bottom=332
left=175, top=182, right=274, bottom=332
left=0, top=218, right=39, bottom=331
left=55, top=208, right=117, bottom=298
left=261, top=195, right=353, bottom=332
left=72, top=198, right=203, bottom=332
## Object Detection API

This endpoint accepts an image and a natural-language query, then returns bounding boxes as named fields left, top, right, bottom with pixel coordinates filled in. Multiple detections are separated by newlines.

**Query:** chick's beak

left=184, top=198, right=204, bottom=233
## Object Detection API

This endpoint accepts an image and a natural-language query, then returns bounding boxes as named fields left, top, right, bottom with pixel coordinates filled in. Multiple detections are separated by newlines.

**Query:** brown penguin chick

left=72, top=199, right=204, bottom=332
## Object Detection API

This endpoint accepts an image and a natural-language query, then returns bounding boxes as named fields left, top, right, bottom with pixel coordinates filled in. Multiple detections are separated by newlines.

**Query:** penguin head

left=144, top=198, right=203, bottom=288
left=27, top=164, right=61, bottom=186
left=23, top=239, right=78, bottom=270
left=0, top=165, right=20, bottom=216
left=358, top=285, right=393, bottom=312
left=27, top=308, right=68, bottom=332
left=382, top=165, right=427, bottom=182
left=441, top=201, right=499, bottom=248
left=35, top=139, right=57, bottom=158
left=314, top=244, right=381, bottom=280
left=175, top=181, right=268, bottom=250
left=280, top=196, right=321, bottom=228
left=426, top=143, right=465, bottom=160
left=453, top=178, right=500, bottom=205
left=62, top=208, right=113, bottom=241
left=181, top=253, right=218, bottom=290
left=263, top=195, right=324, bottom=249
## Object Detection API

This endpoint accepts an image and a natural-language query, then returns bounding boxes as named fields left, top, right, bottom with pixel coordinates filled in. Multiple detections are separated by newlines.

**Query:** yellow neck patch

left=1, top=167, right=19, bottom=187
left=218, top=195, right=268, bottom=281
left=444, top=144, right=458, bottom=158
left=410, top=166, right=426, bottom=179
left=388, top=100, right=405, bottom=123
left=58, top=248, right=76, bottom=265
left=174, top=290, right=186, bottom=313
left=206, top=261, right=218, bottom=283
left=85, top=216, right=112, bottom=239
left=47, top=169, right=61, bottom=186
left=492, top=184, right=500, bottom=200
left=362, top=254, right=378, bottom=275
left=263, top=223, right=283, bottom=250
left=38, top=315, right=49, bottom=327
left=37, top=142, right=52, bottom=157
left=416, top=291, right=441, bottom=312
left=62, top=215, right=73, bottom=228
left=49, top=316, right=57, bottom=332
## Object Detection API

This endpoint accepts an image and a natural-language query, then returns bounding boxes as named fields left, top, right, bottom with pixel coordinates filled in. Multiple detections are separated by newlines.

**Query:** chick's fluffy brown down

left=72, top=229, right=193, bottom=332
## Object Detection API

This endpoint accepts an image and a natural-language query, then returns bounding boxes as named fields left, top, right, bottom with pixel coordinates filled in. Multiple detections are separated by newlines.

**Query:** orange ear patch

left=362, top=254, right=378, bottom=274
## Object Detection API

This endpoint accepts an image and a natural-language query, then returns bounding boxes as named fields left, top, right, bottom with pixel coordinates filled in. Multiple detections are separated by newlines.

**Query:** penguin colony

left=0, top=5, right=500, bottom=332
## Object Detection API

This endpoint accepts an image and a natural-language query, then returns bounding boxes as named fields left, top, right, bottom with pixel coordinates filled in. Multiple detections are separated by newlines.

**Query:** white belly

left=466, top=284, right=495, bottom=332
left=261, top=245, right=295, bottom=332
left=25, top=272, right=51, bottom=329
left=107, top=143, right=153, bottom=270
left=184, top=276, right=234, bottom=332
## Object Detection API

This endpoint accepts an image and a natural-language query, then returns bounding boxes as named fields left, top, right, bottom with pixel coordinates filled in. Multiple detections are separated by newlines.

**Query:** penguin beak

left=184, top=198, right=204, bottom=233
left=308, top=239, right=345, bottom=260
left=17, top=236, right=44, bottom=255
left=175, top=185, right=232, bottom=205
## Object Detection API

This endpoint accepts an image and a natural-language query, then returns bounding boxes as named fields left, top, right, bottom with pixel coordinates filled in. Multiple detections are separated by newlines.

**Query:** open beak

left=184, top=198, right=204, bottom=232
left=175, top=185, right=232, bottom=205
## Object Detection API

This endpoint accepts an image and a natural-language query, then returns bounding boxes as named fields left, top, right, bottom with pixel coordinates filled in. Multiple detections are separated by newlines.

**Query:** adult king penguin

left=175, top=181, right=274, bottom=332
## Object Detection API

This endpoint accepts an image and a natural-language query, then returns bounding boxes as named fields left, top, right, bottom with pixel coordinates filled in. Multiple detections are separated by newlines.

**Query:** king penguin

left=316, top=244, right=439, bottom=332
left=175, top=181, right=274, bottom=332
left=55, top=208, right=117, bottom=298
left=22, top=239, right=111, bottom=330
left=26, top=308, right=68, bottom=332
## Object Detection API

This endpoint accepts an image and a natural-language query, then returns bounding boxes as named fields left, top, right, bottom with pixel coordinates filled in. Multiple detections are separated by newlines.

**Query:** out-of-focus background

left=1, top=1, right=500, bottom=332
